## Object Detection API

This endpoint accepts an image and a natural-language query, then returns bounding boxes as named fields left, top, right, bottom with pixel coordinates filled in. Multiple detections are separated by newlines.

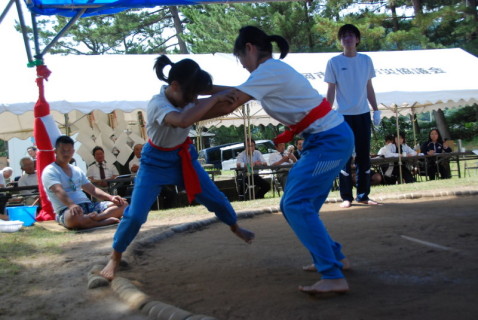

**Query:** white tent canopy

left=1, top=48, right=478, bottom=140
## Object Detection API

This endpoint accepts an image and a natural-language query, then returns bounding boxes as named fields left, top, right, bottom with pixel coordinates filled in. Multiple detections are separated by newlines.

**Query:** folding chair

left=464, top=161, right=478, bottom=177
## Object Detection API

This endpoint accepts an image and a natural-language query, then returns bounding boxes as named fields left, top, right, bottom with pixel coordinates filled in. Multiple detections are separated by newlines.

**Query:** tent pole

left=40, top=9, right=86, bottom=57
left=0, top=0, right=15, bottom=25
left=410, top=102, right=418, bottom=149
left=64, top=113, right=70, bottom=136
left=243, top=104, right=254, bottom=200
left=14, top=0, right=33, bottom=64
left=394, top=104, right=403, bottom=184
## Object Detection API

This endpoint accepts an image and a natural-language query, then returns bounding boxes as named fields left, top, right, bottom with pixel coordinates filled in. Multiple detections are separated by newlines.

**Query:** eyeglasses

left=69, top=178, right=77, bottom=191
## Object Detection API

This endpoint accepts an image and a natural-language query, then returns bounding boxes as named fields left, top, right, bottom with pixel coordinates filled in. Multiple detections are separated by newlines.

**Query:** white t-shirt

left=42, top=163, right=91, bottom=213
left=147, top=85, right=194, bottom=148
left=236, top=150, right=266, bottom=166
left=18, top=172, right=38, bottom=195
left=381, top=144, right=417, bottom=158
left=268, top=151, right=293, bottom=166
left=129, top=156, right=140, bottom=172
left=236, top=58, right=343, bottom=135
left=324, top=53, right=376, bottom=115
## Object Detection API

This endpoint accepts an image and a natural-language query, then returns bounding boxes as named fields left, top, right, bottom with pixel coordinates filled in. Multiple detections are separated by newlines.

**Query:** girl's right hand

left=213, top=89, right=238, bottom=104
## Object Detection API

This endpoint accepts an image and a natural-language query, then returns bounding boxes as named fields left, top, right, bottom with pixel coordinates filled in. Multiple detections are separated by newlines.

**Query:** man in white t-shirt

left=17, top=157, right=39, bottom=205
left=0, top=167, right=13, bottom=188
left=128, top=143, right=143, bottom=175
left=325, top=24, right=381, bottom=208
left=236, top=139, right=270, bottom=199
left=268, top=142, right=296, bottom=189
left=42, top=136, right=127, bottom=229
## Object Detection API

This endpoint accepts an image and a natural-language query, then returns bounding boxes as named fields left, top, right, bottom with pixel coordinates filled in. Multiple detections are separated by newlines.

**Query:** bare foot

left=302, top=258, right=351, bottom=272
left=357, top=199, right=381, bottom=205
left=339, top=200, right=352, bottom=208
left=100, top=251, right=122, bottom=280
left=299, top=278, right=349, bottom=295
left=230, top=224, right=255, bottom=244
left=341, top=257, right=351, bottom=270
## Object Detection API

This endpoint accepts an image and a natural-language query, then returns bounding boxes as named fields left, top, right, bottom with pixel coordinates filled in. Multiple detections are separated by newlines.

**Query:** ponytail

left=234, top=26, right=289, bottom=60
left=154, top=55, right=174, bottom=83
left=268, top=35, right=289, bottom=59
left=153, top=54, right=213, bottom=102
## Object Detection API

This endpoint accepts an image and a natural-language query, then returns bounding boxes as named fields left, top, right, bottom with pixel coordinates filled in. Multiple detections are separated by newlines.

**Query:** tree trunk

left=169, top=6, right=188, bottom=54
left=303, top=2, right=313, bottom=51
left=388, top=1, right=400, bottom=32
left=411, top=0, right=422, bottom=16
left=465, top=0, right=477, bottom=41
left=433, top=109, right=451, bottom=140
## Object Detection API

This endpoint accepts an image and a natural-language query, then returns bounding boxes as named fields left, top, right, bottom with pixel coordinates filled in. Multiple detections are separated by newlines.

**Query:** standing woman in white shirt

left=213, top=26, right=354, bottom=295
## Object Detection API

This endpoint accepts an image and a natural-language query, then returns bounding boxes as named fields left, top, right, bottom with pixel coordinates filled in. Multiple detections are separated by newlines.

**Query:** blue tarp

left=26, top=0, right=261, bottom=17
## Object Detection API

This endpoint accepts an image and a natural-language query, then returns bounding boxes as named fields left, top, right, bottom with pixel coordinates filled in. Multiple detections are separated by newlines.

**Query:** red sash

left=273, top=98, right=332, bottom=144
left=148, top=137, right=201, bottom=203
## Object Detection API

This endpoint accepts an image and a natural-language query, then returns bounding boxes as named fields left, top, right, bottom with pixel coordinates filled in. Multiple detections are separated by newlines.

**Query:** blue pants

left=112, top=142, right=237, bottom=253
left=280, top=122, right=354, bottom=279
left=340, top=112, right=371, bottom=202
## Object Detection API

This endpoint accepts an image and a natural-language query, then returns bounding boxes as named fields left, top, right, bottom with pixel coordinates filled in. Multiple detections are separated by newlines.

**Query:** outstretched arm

left=82, top=183, right=126, bottom=206
left=164, top=90, right=237, bottom=128
left=49, top=184, right=83, bottom=216
left=200, top=89, right=254, bottom=121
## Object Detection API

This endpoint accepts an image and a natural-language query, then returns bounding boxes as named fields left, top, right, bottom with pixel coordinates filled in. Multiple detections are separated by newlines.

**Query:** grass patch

left=0, top=227, right=73, bottom=278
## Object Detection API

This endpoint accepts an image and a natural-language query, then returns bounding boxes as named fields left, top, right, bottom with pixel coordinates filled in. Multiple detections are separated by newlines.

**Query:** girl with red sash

left=211, top=26, right=354, bottom=295
left=101, top=55, right=254, bottom=280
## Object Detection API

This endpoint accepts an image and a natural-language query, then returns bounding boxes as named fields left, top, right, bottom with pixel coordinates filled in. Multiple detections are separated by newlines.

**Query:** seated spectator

left=87, top=146, right=119, bottom=191
left=129, top=143, right=143, bottom=175
left=293, top=138, right=304, bottom=160
left=0, top=167, right=13, bottom=188
left=268, top=142, right=297, bottom=189
left=236, top=139, right=270, bottom=199
left=42, top=136, right=127, bottom=230
left=27, top=146, right=37, bottom=167
left=17, top=157, right=39, bottom=206
left=421, top=128, right=452, bottom=180
left=379, top=133, right=416, bottom=184
left=377, top=134, right=394, bottom=158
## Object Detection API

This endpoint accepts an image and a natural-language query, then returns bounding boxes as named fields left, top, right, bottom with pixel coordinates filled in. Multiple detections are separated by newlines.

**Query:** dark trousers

left=428, top=158, right=451, bottom=180
left=236, top=173, right=270, bottom=199
left=339, top=113, right=371, bottom=202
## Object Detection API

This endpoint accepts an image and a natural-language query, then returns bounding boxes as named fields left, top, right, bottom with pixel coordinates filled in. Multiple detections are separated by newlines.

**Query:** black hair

left=153, top=55, right=213, bottom=103
left=92, top=146, right=104, bottom=156
left=396, top=132, right=406, bottom=143
left=245, top=138, right=256, bottom=146
left=27, top=146, right=37, bottom=152
left=233, top=26, right=289, bottom=60
left=55, top=135, right=74, bottom=148
left=428, top=128, right=444, bottom=144
left=385, top=134, right=394, bottom=142
left=338, top=24, right=361, bottom=45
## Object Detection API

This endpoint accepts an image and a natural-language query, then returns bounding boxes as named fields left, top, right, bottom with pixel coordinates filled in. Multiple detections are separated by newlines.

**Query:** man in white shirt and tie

left=87, top=146, right=119, bottom=192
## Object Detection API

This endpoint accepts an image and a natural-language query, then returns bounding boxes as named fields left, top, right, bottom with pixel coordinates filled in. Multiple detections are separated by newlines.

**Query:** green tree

left=29, top=8, right=183, bottom=55
left=179, top=4, right=253, bottom=54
